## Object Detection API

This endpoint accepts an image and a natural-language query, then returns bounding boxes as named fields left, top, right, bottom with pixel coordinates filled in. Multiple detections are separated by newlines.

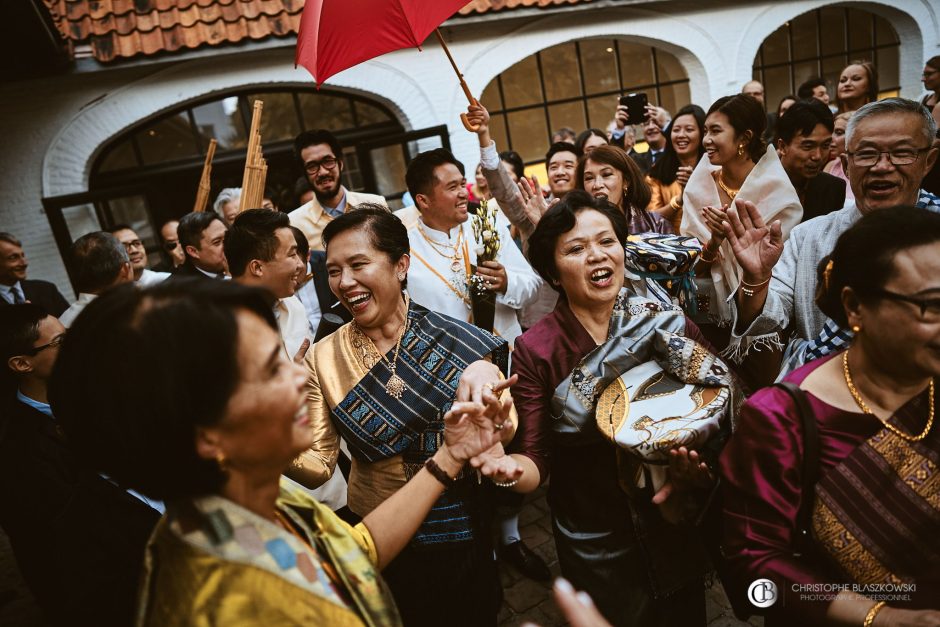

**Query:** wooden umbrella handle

left=435, top=29, right=480, bottom=132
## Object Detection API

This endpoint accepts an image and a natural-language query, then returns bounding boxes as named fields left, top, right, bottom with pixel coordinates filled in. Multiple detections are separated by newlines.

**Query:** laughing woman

left=292, top=207, right=521, bottom=627
left=49, top=279, right=512, bottom=626
left=576, top=144, right=673, bottom=235
left=506, top=191, right=731, bottom=626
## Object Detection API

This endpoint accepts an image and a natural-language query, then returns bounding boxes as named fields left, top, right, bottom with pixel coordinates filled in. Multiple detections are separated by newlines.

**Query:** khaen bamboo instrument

left=239, top=100, right=268, bottom=213
left=192, top=138, right=217, bottom=213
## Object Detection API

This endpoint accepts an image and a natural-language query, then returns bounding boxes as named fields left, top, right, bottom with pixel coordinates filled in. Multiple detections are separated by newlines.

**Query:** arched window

left=48, top=88, right=408, bottom=270
left=480, top=39, right=691, bottom=164
left=752, top=7, right=900, bottom=111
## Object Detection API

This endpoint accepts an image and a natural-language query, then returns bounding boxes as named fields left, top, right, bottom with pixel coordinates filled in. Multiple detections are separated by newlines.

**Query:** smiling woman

left=49, top=279, right=514, bottom=626
left=509, top=191, right=730, bottom=626
left=293, top=207, right=523, bottom=627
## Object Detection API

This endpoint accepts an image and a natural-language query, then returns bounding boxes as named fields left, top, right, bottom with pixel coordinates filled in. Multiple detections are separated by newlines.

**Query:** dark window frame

left=482, top=38, right=691, bottom=165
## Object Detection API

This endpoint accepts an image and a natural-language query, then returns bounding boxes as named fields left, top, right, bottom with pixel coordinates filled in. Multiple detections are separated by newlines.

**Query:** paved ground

left=0, top=485, right=762, bottom=626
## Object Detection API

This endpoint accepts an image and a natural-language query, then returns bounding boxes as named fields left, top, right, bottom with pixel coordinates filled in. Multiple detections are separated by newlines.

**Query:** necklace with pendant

left=352, top=318, right=410, bottom=399
left=717, top=171, right=740, bottom=200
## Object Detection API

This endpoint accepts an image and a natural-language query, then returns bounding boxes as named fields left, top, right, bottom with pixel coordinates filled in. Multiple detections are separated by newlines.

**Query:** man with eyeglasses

left=106, top=224, right=171, bottom=287
left=288, top=129, right=388, bottom=252
left=0, top=232, right=69, bottom=317
left=154, top=219, right=185, bottom=272
left=0, top=303, right=161, bottom=625
left=722, top=97, right=940, bottom=376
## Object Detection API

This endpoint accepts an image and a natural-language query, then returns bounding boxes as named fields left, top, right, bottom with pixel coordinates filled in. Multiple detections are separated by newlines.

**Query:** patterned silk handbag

left=595, top=330, right=732, bottom=491
left=624, top=234, right=701, bottom=313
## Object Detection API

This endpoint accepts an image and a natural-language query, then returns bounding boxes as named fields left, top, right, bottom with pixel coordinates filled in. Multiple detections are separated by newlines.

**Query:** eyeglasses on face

left=304, top=156, right=338, bottom=175
left=27, top=332, right=67, bottom=355
left=846, top=147, right=931, bottom=167
left=121, top=239, right=144, bottom=250
left=869, top=288, right=940, bottom=321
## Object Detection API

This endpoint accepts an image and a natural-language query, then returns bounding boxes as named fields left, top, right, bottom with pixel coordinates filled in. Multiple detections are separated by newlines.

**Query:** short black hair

left=774, top=99, right=834, bottom=145
left=815, top=206, right=940, bottom=327
left=69, top=232, right=129, bottom=294
left=322, top=205, right=408, bottom=289
left=405, top=148, right=465, bottom=199
left=177, top=211, right=224, bottom=259
left=49, top=280, right=278, bottom=501
left=223, top=209, right=291, bottom=278
left=545, top=141, right=578, bottom=165
left=0, top=303, right=46, bottom=396
left=797, top=77, right=827, bottom=100
left=527, top=190, right=628, bottom=293
left=574, top=128, right=608, bottom=155
left=105, top=223, right=135, bottom=235
left=707, top=95, right=767, bottom=162
left=498, top=150, right=525, bottom=180
left=293, top=129, right=343, bottom=163
left=290, top=226, right=309, bottom=263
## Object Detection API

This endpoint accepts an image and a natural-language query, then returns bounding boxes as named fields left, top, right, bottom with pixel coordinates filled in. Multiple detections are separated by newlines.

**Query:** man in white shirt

left=397, top=148, right=541, bottom=348
left=60, top=232, right=134, bottom=327
left=171, top=212, right=229, bottom=281
left=224, top=209, right=311, bottom=357
left=107, top=225, right=170, bottom=288
left=288, top=129, right=387, bottom=252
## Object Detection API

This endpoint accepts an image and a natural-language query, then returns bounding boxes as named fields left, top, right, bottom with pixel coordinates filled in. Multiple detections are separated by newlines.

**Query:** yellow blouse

left=646, top=175, right=684, bottom=234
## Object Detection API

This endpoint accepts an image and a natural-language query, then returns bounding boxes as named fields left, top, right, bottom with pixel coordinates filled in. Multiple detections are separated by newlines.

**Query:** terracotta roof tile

left=42, top=0, right=590, bottom=63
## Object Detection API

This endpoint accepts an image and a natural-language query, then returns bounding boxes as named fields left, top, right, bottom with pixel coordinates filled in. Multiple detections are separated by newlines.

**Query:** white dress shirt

left=59, top=293, right=97, bottom=328
left=295, top=262, right=323, bottom=335
left=137, top=268, right=170, bottom=287
left=274, top=295, right=313, bottom=359
left=394, top=206, right=542, bottom=348
left=0, top=282, right=25, bottom=304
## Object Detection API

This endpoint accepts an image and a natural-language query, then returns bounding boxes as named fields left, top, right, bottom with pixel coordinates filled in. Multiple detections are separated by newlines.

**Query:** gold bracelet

left=741, top=276, right=772, bottom=288
left=669, top=195, right=683, bottom=211
left=699, top=247, right=718, bottom=263
left=863, top=601, right=886, bottom=627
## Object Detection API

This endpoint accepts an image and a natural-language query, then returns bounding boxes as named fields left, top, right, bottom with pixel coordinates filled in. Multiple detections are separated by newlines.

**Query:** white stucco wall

left=1, top=0, right=936, bottom=298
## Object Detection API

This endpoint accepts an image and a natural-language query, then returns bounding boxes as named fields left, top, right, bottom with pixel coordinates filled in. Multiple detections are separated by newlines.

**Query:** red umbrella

left=295, top=0, right=478, bottom=130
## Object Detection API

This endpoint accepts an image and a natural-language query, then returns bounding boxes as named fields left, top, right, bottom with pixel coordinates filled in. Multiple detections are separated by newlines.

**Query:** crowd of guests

left=2, top=56, right=940, bottom=627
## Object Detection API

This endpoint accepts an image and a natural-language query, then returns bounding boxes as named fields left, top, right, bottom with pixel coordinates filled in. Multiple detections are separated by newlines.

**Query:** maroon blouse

left=718, top=354, right=882, bottom=625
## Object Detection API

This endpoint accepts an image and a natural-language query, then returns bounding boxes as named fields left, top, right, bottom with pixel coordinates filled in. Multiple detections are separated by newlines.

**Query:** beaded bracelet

left=740, top=276, right=771, bottom=297
left=492, top=478, right=519, bottom=488
left=425, top=457, right=456, bottom=487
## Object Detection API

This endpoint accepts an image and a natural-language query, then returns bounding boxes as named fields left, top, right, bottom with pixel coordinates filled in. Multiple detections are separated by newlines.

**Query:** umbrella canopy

left=296, top=0, right=471, bottom=85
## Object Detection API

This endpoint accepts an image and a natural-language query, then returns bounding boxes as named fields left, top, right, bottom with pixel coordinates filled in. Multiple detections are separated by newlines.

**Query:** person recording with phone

left=610, top=94, right=671, bottom=173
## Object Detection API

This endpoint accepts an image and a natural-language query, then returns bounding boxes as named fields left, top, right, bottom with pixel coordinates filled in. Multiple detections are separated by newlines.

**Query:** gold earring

left=398, top=273, right=405, bottom=281
left=851, top=325, right=861, bottom=334
left=216, top=453, right=228, bottom=470
left=737, top=143, right=746, bottom=157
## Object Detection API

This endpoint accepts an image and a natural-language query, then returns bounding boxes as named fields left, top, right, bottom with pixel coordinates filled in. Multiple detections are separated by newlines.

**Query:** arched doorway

left=752, top=6, right=900, bottom=112
left=479, top=38, right=691, bottom=165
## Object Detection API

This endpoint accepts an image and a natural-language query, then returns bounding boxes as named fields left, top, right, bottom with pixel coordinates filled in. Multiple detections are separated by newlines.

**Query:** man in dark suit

left=0, top=304, right=161, bottom=626
left=166, top=211, right=229, bottom=281
left=775, top=100, right=846, bottom=222
left=0, top=232, right=68, bottom=316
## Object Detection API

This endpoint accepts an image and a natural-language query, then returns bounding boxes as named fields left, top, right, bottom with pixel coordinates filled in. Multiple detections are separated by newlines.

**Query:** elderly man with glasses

left=288, top=129, right=388, bottom=252
left=718, top=97, right=940, bottom=377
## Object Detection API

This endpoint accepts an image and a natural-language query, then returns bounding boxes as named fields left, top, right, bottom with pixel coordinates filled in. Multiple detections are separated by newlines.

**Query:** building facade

left=1, top=0, right=936, bottom=298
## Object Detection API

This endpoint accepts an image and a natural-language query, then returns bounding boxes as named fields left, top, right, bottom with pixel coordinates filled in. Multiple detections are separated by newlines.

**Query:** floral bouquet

left=468, top=199, right=501, bottom=332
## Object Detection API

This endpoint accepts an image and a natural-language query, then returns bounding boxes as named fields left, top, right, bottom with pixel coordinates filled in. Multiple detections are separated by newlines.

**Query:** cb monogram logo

left=747, top=579, right=778, bottom=608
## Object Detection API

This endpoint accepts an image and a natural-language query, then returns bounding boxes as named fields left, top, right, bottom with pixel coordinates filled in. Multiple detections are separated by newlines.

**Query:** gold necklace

left=417, top=221, right=465, bottom=273
left=842, top=351, right=934, bottom=442
left=716, top=171, right=740, bottom=200
left=351, top=317, right=410, bottom=398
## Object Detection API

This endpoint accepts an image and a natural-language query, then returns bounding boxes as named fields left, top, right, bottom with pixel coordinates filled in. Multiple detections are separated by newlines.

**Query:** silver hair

left=845, top=97, right=937, bottom=147
left=212, top=187, right=242, bottom=214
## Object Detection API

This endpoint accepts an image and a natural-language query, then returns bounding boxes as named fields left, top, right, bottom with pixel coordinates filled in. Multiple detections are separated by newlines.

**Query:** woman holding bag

left=504, top=191, right=735, bottom=626
left=719, top=206, right=940, bottom=626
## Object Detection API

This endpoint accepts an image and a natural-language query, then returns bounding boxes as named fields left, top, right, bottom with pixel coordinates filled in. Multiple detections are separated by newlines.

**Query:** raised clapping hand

left=518, top=175, right=558, bottom=227
left=721, top=198, right=783, bottom=282
left=702, top=205, right=729, bottom=243
left=651, top=447, right=713, bottom=506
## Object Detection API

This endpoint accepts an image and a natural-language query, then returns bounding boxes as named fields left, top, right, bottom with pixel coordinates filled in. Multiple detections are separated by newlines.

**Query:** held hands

left=475, top=261, right=508, bottom=294
left=701, top=205, right=729, bottom=243
left=651, top=447, right=714, bottom=506
left=721, top=198, right=784, bottom=283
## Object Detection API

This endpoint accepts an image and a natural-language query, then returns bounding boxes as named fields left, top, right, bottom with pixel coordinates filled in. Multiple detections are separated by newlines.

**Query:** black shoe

left=499, top=540, right=551, bottom=581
